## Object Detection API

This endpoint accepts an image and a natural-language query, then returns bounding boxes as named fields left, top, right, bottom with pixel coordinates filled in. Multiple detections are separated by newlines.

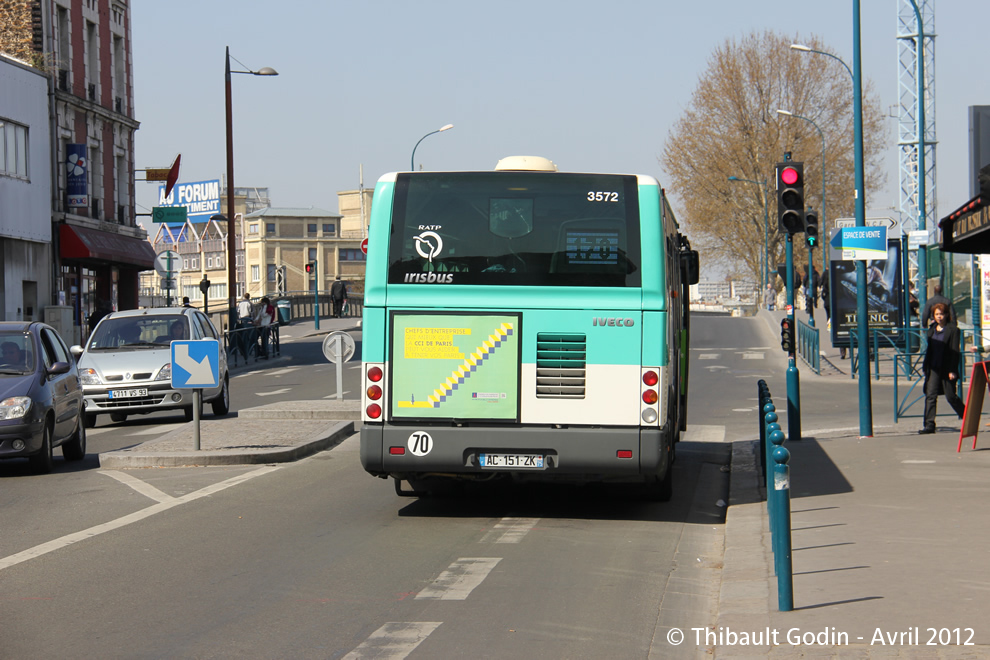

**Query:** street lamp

left=411, top=124, right=454, bottom=171
left=793, top=33, right=873, bottom=435
left=789, top=44, right=853, bottom=80
left=224, top=46, right=277, bottom=329
left=728, top=176, right=770, bottom=294
left=777, top=108, right=827, bottom=326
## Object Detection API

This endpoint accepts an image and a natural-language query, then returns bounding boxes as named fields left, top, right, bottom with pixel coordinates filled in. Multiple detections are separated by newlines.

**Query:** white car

left=72, top=307, right=230, bottom=427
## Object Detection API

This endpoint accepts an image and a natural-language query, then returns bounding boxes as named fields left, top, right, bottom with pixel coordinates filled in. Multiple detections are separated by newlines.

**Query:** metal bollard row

left=757, top=380, right=794, bottom=612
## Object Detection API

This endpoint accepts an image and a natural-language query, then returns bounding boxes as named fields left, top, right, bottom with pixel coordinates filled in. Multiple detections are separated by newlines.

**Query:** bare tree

left=661, top=31, right=887, bottom=284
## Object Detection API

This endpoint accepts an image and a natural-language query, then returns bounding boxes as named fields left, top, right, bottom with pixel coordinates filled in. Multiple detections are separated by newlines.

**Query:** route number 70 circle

left=407, top=431, right=433, bottom=456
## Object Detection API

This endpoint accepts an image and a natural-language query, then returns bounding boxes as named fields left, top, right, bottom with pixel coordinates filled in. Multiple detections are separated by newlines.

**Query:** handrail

left=796, top=320, right=820, bottom=374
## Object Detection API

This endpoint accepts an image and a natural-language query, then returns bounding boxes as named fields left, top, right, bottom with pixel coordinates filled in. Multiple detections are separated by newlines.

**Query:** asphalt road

left=0, top=317, right=819, bottom=658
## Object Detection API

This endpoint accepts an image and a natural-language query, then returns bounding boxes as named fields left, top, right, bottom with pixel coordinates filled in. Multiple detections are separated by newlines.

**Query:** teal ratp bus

left=359, top=156, right=699, bottom=500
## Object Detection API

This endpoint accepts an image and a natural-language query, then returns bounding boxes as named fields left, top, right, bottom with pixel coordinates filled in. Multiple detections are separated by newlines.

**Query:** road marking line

left=698, top=354, right=719, bottom=360
left=343, top=622, right=442, bottom=660
left=902, top=460, right=936, bottom=464
left=268, top=367, right=300, bottom=376
left=742, top=352, right=765, bottom=360
left=101, top=470, right=175, bottom=503
left=415, top=557, right=501, bottom=600
left=323, top=391, right=351, bottom=398
left=480, top=517, right=540, bottom=544
left=256, top=388, right=291, bottom=397
left=0, top=465, right=280, bottom=572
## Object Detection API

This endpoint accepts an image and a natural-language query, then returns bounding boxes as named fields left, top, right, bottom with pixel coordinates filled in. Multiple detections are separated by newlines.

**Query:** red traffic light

left=781, top=166, right=800, bottom=186
left=305, top=263, right=314, bottom=273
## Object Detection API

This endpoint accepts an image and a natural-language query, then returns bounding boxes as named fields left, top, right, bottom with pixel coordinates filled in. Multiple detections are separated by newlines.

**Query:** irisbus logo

left=593, top=317, right=635, bottom=327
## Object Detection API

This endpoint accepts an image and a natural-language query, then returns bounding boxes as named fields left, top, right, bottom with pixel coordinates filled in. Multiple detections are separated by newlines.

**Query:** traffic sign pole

left=193, top=389, right=201, bottom=450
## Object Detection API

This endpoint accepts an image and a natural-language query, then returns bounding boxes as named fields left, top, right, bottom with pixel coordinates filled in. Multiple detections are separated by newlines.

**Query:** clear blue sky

left=132, top=1, right=988, bottom=252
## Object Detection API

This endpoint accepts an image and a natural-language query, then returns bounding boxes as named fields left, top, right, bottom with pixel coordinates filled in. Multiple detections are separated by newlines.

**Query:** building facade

left=0, top=52, right=52, bottom=323
left=0, top=0, right=155, bottom=342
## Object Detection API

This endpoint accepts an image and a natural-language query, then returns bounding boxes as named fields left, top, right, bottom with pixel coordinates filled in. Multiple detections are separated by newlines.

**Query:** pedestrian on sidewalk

left=919, top=302, right=966, bottom=434
left=764, top=283, right=776, bottom=311
left=330, top=276, right=348, bottom=318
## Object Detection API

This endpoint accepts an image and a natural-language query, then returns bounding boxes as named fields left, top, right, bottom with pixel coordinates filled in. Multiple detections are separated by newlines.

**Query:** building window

left=251, top=265, right=260, bottom=282
left=0, top=120, right=29, bottom=179
left=266, top=222, right=275, bottom=235
left=340, top=249, right=367, bottom=261
left=267, top=264, right=277, bottom=281
left=207, top=256, right=213, bottom=268
left=322, top=223, right=335, bottom=236
left=308, top=248, right=317, bottom=262
left=308, top=223, right=317, bottom=235
left=249, top=224, right=259, bottom=234
left=183, top=258, right=189, bottom=269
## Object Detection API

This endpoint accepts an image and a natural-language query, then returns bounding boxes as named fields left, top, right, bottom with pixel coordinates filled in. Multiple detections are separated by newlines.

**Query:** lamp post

left=793, top=34, right=872, bottom=435
left=777, top=109, right=827, bottom=327
left=223, top=46, right=277, bottom=330
left=411, top=124, right=453, bottom=171
left=728, top=176, right=770, bottom=294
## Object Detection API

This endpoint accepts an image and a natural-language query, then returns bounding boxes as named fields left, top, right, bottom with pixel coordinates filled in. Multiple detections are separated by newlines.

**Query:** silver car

left=73, top=308, right=230, bottom=427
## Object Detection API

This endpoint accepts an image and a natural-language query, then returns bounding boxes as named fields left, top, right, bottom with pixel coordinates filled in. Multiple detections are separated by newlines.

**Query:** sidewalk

left=707, top=312, right=990, bottom=657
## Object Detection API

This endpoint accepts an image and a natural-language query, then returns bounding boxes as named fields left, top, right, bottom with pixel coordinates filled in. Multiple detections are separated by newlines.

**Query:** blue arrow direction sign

left=829, top=226, right=888, bottom=260
left=171, top=340, right=220, bottom=388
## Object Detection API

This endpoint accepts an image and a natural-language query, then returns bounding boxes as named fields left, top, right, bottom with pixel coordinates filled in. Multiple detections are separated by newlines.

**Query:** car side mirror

left=48, top=361, right=71, bottom=376
left=70, top=345, right=84, bottom=357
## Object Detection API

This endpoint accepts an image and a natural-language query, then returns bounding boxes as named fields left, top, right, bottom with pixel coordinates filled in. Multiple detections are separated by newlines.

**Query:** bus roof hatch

left=494, top=156, right=558, bottom=172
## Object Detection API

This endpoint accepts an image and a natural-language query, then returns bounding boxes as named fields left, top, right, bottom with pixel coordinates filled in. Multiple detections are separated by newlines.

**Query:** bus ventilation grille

left=536, top=333, right=587, bottom=399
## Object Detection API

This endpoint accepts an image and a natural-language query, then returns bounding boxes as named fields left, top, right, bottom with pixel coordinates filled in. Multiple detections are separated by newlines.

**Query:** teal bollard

left=771, top=445, right=794, bottom=611
left=762, top=405, right=776, bottom=481
left=768, top=429, right=785, bottom=569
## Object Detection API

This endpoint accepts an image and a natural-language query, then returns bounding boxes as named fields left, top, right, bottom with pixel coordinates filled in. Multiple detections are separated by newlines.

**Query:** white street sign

left=154, top=250, right=182, bottom=276
left=833, top=217, right=898, bottom=231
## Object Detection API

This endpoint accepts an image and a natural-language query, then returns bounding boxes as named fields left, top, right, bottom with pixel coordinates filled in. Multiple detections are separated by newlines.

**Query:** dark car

left=0, top=322, right=86, bottom=473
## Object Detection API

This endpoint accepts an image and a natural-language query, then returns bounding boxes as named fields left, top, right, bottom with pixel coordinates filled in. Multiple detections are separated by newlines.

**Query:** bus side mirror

left=681, top=250, right=699, bottom=285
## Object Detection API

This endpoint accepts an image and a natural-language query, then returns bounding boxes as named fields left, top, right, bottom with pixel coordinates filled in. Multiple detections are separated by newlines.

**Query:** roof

left=244, top=207, right=341, bottom=219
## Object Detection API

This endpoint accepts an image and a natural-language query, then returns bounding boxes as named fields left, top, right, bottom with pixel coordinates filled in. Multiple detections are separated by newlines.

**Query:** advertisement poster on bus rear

left=390, top=312, right=520, bottom=421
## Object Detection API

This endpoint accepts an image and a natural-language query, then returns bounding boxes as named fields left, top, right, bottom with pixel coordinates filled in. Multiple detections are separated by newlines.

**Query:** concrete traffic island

left=98, top=400, right=357, bottom=468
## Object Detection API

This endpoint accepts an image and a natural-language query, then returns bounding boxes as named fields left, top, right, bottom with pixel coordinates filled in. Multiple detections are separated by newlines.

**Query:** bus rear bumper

left=360, top=424, right=670, bottom=481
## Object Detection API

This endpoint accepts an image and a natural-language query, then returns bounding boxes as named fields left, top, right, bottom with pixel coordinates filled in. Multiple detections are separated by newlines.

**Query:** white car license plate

left=109, top=388, right=148, bottom=399
left=479, top=453, right=544, bottom=469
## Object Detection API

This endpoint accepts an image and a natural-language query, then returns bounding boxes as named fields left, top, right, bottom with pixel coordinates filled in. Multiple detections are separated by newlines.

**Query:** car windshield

left=0, top=331, right=36, bottom=375
left=88, top=315, right=188, bottom=350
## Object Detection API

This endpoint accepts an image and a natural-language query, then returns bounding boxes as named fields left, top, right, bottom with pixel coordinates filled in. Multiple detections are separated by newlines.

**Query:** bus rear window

left=387, top=172, right=641, bottom=287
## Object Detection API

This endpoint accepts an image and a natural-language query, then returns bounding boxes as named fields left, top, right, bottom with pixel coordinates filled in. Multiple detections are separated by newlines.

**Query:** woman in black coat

left=919, top=302, right=966, bottom=434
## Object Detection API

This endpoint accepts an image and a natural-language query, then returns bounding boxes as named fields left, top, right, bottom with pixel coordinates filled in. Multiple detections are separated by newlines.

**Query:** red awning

left=60, top=224, right=157, bottom=269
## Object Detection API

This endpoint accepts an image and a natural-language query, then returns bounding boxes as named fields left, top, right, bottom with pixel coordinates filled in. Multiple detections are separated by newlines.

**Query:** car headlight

left=0, top=396, right=32, bottom=420
left=79, top=367, right=102, bottom=386
left=155, top=363, right=171, bottom=381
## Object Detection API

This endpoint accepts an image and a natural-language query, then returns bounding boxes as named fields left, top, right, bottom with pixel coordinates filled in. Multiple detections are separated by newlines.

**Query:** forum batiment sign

left=157, top=179, right=221, bottom=225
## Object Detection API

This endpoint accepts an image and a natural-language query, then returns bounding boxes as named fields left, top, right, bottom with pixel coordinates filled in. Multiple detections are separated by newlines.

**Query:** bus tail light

left=389, top=446, right=405, bottom=455
left=617, top=450, right=633, bottom=459
left=640, top=366, right=662, bottom=427
left=363, top=363, right=386, bottom=422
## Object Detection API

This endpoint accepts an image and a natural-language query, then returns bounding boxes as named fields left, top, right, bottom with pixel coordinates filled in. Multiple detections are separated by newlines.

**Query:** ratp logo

left=414, top=231, right=443, bottom=262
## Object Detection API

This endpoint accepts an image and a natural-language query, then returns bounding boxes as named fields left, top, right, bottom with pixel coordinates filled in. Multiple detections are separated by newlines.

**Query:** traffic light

left=804, top=210, right=819, bottom=249
left=780, top=318, right=795, bottom=353
left=776, top=162, right=805, bottom=234
left=305, top=263, right=314, bottom=274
